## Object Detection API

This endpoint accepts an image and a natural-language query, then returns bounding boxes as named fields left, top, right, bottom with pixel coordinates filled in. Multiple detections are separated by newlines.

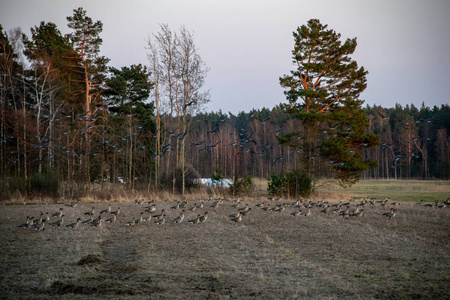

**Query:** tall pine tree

left=279, top=19, right=379, bottom=186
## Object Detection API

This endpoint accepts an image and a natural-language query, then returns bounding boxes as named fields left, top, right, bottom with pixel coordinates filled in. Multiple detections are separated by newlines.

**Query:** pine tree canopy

left=279, top=19, right=379, bottom=186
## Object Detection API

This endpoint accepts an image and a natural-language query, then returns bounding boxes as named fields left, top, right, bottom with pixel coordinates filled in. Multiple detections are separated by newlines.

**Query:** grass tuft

left=77, top=254, right=103, bottom=266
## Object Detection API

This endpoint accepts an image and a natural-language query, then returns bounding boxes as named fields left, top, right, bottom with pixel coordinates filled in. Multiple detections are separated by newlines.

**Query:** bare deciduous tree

left=147, top=25, right=210, bottom=195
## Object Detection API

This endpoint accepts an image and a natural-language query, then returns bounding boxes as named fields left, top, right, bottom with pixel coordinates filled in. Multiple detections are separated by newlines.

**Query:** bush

left=8, top=177, right=28, bottom=193
left=229, top=173, right=253, bottom=197
left=30, top=172, right=59, bottom=196
left=159, top=164, right=201, bottom=193
left=267, top=168, right=311, bottom=198
left=5, top=172, right=60, bottom=198
left=286, top=168, right=312, bottom=198
left=267, top=173, right=286, bottom=196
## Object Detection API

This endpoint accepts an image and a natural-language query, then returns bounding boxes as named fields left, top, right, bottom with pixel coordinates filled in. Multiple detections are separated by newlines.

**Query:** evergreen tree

left=66, top=7, right=109, bottom=116
left=105, top=64, right=152, bottom=114
left=279, top=19, right=379, bottom=186
left=66, top=7, right=110, bottom=184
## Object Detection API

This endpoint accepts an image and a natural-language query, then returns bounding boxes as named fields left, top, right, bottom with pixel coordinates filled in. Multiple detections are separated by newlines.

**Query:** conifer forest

left=1, top=9, right=449, bottom=199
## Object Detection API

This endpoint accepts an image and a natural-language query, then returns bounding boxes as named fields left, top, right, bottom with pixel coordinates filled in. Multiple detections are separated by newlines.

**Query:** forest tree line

left=1, top=9, right=449, bottom=199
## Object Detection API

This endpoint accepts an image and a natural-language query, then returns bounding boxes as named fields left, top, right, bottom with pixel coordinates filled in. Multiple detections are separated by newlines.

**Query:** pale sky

left=1, top=0, right=449, bottom=114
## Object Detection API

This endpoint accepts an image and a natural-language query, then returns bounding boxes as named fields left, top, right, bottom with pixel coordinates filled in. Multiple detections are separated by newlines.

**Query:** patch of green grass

left=317, top=180, right=450, bottom=202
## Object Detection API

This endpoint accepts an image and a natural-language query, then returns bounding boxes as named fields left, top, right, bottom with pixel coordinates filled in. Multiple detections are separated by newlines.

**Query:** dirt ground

left=1, top=197, right=449, bottom=299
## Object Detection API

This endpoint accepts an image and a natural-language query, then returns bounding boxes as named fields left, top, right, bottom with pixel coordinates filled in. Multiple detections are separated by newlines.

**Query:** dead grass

left=1, top=195, right=449, bottom=299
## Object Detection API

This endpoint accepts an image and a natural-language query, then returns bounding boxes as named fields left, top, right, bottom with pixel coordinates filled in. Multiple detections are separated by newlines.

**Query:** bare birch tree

left=147, top=25, right=210, bottom=195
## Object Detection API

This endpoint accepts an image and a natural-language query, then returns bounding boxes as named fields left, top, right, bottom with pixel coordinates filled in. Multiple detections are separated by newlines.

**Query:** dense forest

left=1, top=9, right=449, bottom=199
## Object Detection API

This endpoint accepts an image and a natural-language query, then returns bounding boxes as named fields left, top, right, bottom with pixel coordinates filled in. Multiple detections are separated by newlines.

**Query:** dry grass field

left=1, top=182, right=449, bottom=299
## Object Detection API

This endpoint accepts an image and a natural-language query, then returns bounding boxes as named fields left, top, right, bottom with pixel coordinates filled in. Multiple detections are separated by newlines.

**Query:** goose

left=241, top=208, right=252, bottom=218
left=210, top=200, right=222, bottom=209
left=84, top=207, right=95, bottom=216
left=111, top=207, right=121, bottom=216
left=382, top=208, right=394, bottom=216
left=300, top=209, right=311, bottom=218
left=135, top=212, right=144, bottom=225
left=229, top=211, right=241, bottom=219
left=231, top=199, right=240, bottom=208
left=154, top=214, right=166, bottom=226
left=17, top=216, right=33, bottom=229
left=291, top=200, right=300, bottom=207
left=172, top=210, right=185, bottom=224
left=342, top=200, right=351, bottom=207
left=32, top=213, right=43, bottom=225
left=100, top=204, right=111, bottom=215
left=82, top=216, right=94, bottom=225
left=331, top=206, right=341, bottom=213
left=238, top=203, right=250, bottom=213
left=331, top=201, right=342, bottom=208
left=52, top=208, right=64, bottom=218
left=318, top=200, right=328, bottom=208
left=145, top=204, right=156, bottom=213
left=231, top=214, right=242, bottom=225
left=189, top=203, right=197, bottom=211
left=291, top=209, right=302, bottom=218
left=43, top=212, right=50, bottom=223
left=142, top=212, right=153, bottom=223
left=32, top=220, right=46, bottom=231
left=170, top=201, right=180, bottom=210
left=127, top=212, right=144, bottom=226
left=153, top=209, right=165, bottom=221
left=382, top=208, right=396, bottom=219
left=262, top=206, right=271, bottom=212
left=304, top=201, right=313, bottom=208
left=91, top=216, right=103, bottom=227
left=30, top=212, right=42, bottom=224
left=274, top=204, right=286, bottom=212
left=388, top=210, right=396, bottom=219
left=349, top=207, right=359, bottom=215
left=351, top=209, right=364, bottom=219
left=199, top=211, right=208, bottom=224
left=179, top=200, right=188, bottom=208
left=49, top=215, right=64, bottom=228
left=188, top=214, right=201, bottom=226
left=320, top=206, right=330, bottom=214
left=339, top=206, right=350, bottom=217
left=66, top=218, right=81, bottom=230
left=104, top=214, right=117, bottom=223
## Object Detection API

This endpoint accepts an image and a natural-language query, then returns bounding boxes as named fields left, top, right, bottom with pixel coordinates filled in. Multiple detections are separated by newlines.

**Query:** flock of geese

left=16, top=197, right=449, bottom=232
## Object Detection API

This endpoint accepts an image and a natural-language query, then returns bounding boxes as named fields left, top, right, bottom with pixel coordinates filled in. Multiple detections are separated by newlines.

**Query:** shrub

left=8, top=177, right=28, bottom=193
left=229, top=173, right=253, bottom=197
left=5, top=172, right=60, bottom=198
left=30, top=172, right=59, bottom=196
left=159, top=164, right=201, bottom=193
left=286, top=168, right=312, bottom=198
left=211, top=167, right=223, bottom=182
left=267, top=168, right=312, bottom=198
left=267, top=173, right=286, bottom=196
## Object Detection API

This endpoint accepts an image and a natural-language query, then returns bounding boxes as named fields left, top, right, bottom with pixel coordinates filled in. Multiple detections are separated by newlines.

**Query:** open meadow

left=1, top=180, right=449, bottom=299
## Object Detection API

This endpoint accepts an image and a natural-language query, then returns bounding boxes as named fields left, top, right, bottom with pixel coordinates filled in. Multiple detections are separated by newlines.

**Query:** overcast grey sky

left=1, top=0, right=449, bottom=113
